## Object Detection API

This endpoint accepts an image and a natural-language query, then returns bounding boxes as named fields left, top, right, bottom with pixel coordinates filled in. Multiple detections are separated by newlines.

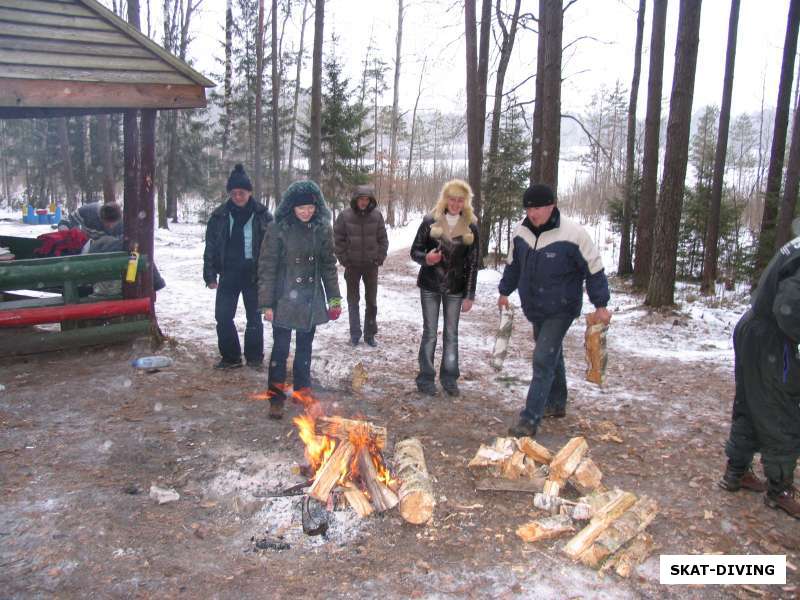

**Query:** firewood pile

left=469, top=435, right=657, bottom=577
left=296, top=414, right=435, bottom=526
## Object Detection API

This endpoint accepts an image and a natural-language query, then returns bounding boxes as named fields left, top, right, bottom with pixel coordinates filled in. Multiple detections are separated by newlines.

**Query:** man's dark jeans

left=521, top=317, right=574, bottom=425
left=215, top=271, right=263, bottom=363
left=416, top=289, right=462, bottom=386
left=268, top=324, right=317, bottom=391
left=344, top=263, right=379, bottom=340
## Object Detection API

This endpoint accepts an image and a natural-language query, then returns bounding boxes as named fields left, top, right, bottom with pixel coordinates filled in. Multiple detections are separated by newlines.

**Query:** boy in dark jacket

left=719, top=236, right=800, bottom=519
left=498, top=184, right=611, bottom=437
left=203, top=164, right=273, bottom=369
left=334, top=185, right=389, bottom=346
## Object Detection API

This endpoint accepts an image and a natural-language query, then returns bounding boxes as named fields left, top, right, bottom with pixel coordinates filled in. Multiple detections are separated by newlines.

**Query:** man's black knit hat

left=523, top=184, right=555, bottom=208
left=226, top=163, right=253, bottom=192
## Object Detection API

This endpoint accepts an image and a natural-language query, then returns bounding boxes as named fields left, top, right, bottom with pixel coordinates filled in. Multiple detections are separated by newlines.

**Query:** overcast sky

left=178, top=0, right=791, bottom=120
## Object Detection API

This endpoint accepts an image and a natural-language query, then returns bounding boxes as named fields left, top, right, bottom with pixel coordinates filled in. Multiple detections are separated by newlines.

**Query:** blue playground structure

left=22, top=204, right=62, bottom=225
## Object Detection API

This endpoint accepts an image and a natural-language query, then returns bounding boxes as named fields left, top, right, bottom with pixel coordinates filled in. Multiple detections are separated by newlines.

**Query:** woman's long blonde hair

left=432, top=179, right=475, bottom=222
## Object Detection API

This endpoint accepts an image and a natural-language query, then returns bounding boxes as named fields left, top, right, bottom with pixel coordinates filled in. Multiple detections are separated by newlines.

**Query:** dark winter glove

left=328, top=297, right=342, bottom=320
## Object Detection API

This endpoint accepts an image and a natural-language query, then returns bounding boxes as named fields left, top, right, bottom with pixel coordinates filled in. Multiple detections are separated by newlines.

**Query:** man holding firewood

left=719, top=237, right=800, bottom=519
left=497, top=184, right=611, bottom=438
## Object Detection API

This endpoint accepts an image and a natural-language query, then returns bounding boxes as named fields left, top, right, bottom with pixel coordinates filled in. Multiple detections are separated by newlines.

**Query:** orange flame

left=292, top=413, right=336, bottom=473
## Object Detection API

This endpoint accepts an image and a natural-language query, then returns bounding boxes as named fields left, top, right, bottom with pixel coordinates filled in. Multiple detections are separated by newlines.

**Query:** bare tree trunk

left=271, top=0, right=281, bottom=203
left=81, top=116, right=91, bottom=202
left=0, top=122, right=11, bottom=206
left=97, top=115, right=115, bottom=203
left=57, top=117, right=78, bottom=211
left=288, top=0, right=309, bottom=181
left=775, top=61, right=800, bottom=248
left=309, top=0, right=324, bottom=182
left=530, top=8, right=545, bottom=184
left=701, top=0, right=740, bottom=294
left=633, top=0, right=667, bottom=289
left=405, top=57, right=426, bottom=210
left=484, top=0, right=521, bottom=259
left=618, top=0, right=645, bottom=276
left=645, top=0, right=702, bottom=308
left=387, top=0, right=404, bottom=228
left=254, top=0, right=265, bottom=202
left=539, top=0, right=562, bottom=192
left=222, top=0, right=233, bottom=161
left=755, top=0, right=800, bottom=274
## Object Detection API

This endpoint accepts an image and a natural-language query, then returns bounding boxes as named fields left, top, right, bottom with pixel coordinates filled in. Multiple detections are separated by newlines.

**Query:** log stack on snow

left=470, top=435, right=657, bottom=577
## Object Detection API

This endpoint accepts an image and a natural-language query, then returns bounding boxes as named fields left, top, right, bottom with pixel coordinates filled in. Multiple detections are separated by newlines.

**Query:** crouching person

left=258, top=181, right=342, bottom=419
left=203, top=164, right=273, bottom=369
left=719, top=237, right=800, bottom=518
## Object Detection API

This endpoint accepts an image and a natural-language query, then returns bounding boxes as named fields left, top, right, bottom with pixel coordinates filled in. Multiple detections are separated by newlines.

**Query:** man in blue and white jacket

left=498, top=184, right=611, bottom=438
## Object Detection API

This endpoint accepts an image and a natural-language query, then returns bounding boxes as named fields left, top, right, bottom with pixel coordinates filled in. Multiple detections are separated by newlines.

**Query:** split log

left=579, top=496, right=658, bottom=569
left=467, top=437, right=517, bottom=478
left=569, top=457, right=603, bottom=495
left=474, top=476, right=545, bottom=494
left=563, top=490, right=637, bottom=559
left=560, top=502, right=592, bottom=521
left=542, top=480, right=561, bottom=497
left=608, top=532, right=655, bottom=578
left=308, top=440, right=355, bottom=502
left=516, top=514, right=575, bottom=542
left=548, top=436, right=588, bottom=483
left=356, top=448, right=399, bottom=512
left=342, top=484, right=374, bottom=518
left=395, top=438, right=435, bottom=524
left=315, top=416, right=386, bottom=449
left=501, top=451, right=527, bottom=479
left=517, top=437, right=553, bottom=464
left=579, top=488, right=625, bottom=513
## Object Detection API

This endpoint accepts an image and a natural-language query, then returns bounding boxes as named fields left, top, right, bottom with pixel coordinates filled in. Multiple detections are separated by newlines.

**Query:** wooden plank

left=0, top=296, right=64, bottom=310
left=0, top=253, right=148, bottom=291
left=0, top=49, right=171, bottom=72
left=0, top=37, right=151, bottom=58
left=0, top=7, right=116, bottom=30
left=0, top=79, right=207, bottom=112
left=1, top=64, right=193, bottom=85
left=0, top=319, right=150, bottom=356
left=0, top=0, right=96, bottom=17
left=474, top=476, right=545, bottom=493
left=0, top=298, right=150, bottom=327
left=0, top=22, right=137, bottom=44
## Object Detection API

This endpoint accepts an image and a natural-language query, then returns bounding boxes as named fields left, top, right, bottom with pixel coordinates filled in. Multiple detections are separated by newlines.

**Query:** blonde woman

left=410, top=179, right=480, bottom=396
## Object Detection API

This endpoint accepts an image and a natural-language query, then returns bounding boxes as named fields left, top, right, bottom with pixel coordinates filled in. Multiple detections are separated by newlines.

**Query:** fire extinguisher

left=125, top=243, right=140, bottom=283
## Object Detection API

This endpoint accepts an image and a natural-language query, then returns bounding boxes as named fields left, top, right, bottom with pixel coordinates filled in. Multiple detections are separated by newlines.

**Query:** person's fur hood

left=350, top=185, right=377, bottom=211
left=429, top=179, right=477, bottom=245
left=275, top=180, right=332, bottom=226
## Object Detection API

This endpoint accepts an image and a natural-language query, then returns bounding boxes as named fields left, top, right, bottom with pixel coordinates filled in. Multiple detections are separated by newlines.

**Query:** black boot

left=718, top=463, right=767, bottom=492
left=508, top=417, right=537, bottom=438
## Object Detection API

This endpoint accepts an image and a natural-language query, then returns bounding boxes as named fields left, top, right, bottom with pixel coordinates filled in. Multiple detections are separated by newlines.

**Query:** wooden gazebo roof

left=0, top=0, right=214, bottom=118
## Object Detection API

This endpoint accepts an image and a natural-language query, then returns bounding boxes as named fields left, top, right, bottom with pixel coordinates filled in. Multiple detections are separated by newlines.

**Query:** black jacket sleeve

left=410, top=219, right=432, bottom=265
left=376, top=212, right=389, bottom=264
left=463, top=224, right=480, bottom=300
left=202, top=216, right=219, bottom=285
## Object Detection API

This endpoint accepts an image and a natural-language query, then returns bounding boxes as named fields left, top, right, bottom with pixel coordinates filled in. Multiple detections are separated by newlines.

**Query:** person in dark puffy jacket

left=334, top=185, right=389, bottom=347
left=203, top=164, right=273, bottom=369
left=410, top=179, right=479, bottom=397
left=258, top=180, right=342, bottom=419
left=59, top=201, right=123, bottom=240
left=719, top=236, right=800, bottom=519
left=498, top=184, right=610, bottom=438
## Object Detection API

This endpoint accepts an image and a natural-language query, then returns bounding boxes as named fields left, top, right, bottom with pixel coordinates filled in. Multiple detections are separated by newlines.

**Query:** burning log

left=315, top=416, right=387, bottom=450
left=342, top=483, right=374, bottom=518
left=356, top=447, right=399, bottom=512
left=516, top=514, right=575, bottom=542
left=395, top=438, right=435, bottom=525
left=309, top=440, right=355, bottom=503
left=563, top=490, right=637, bottom=559
left=578, top=496, right=658, bottom=569
left=569, top=457, right=604, bottom=495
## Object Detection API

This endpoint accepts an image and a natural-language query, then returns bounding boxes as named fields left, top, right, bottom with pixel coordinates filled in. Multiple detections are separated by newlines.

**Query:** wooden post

left=139, top=109, right=156, bottom=303
left=122, top=109, right=139, bottom=300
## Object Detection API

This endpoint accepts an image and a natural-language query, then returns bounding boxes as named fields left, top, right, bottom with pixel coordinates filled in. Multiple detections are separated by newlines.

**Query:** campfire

left=256, top=388, right=435, bottom=529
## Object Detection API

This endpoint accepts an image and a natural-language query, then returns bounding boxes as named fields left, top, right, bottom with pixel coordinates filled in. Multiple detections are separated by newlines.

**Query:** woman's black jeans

left=268, top=324, right=316, bottom=401
left=416, top=288, right=463, bottom=387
